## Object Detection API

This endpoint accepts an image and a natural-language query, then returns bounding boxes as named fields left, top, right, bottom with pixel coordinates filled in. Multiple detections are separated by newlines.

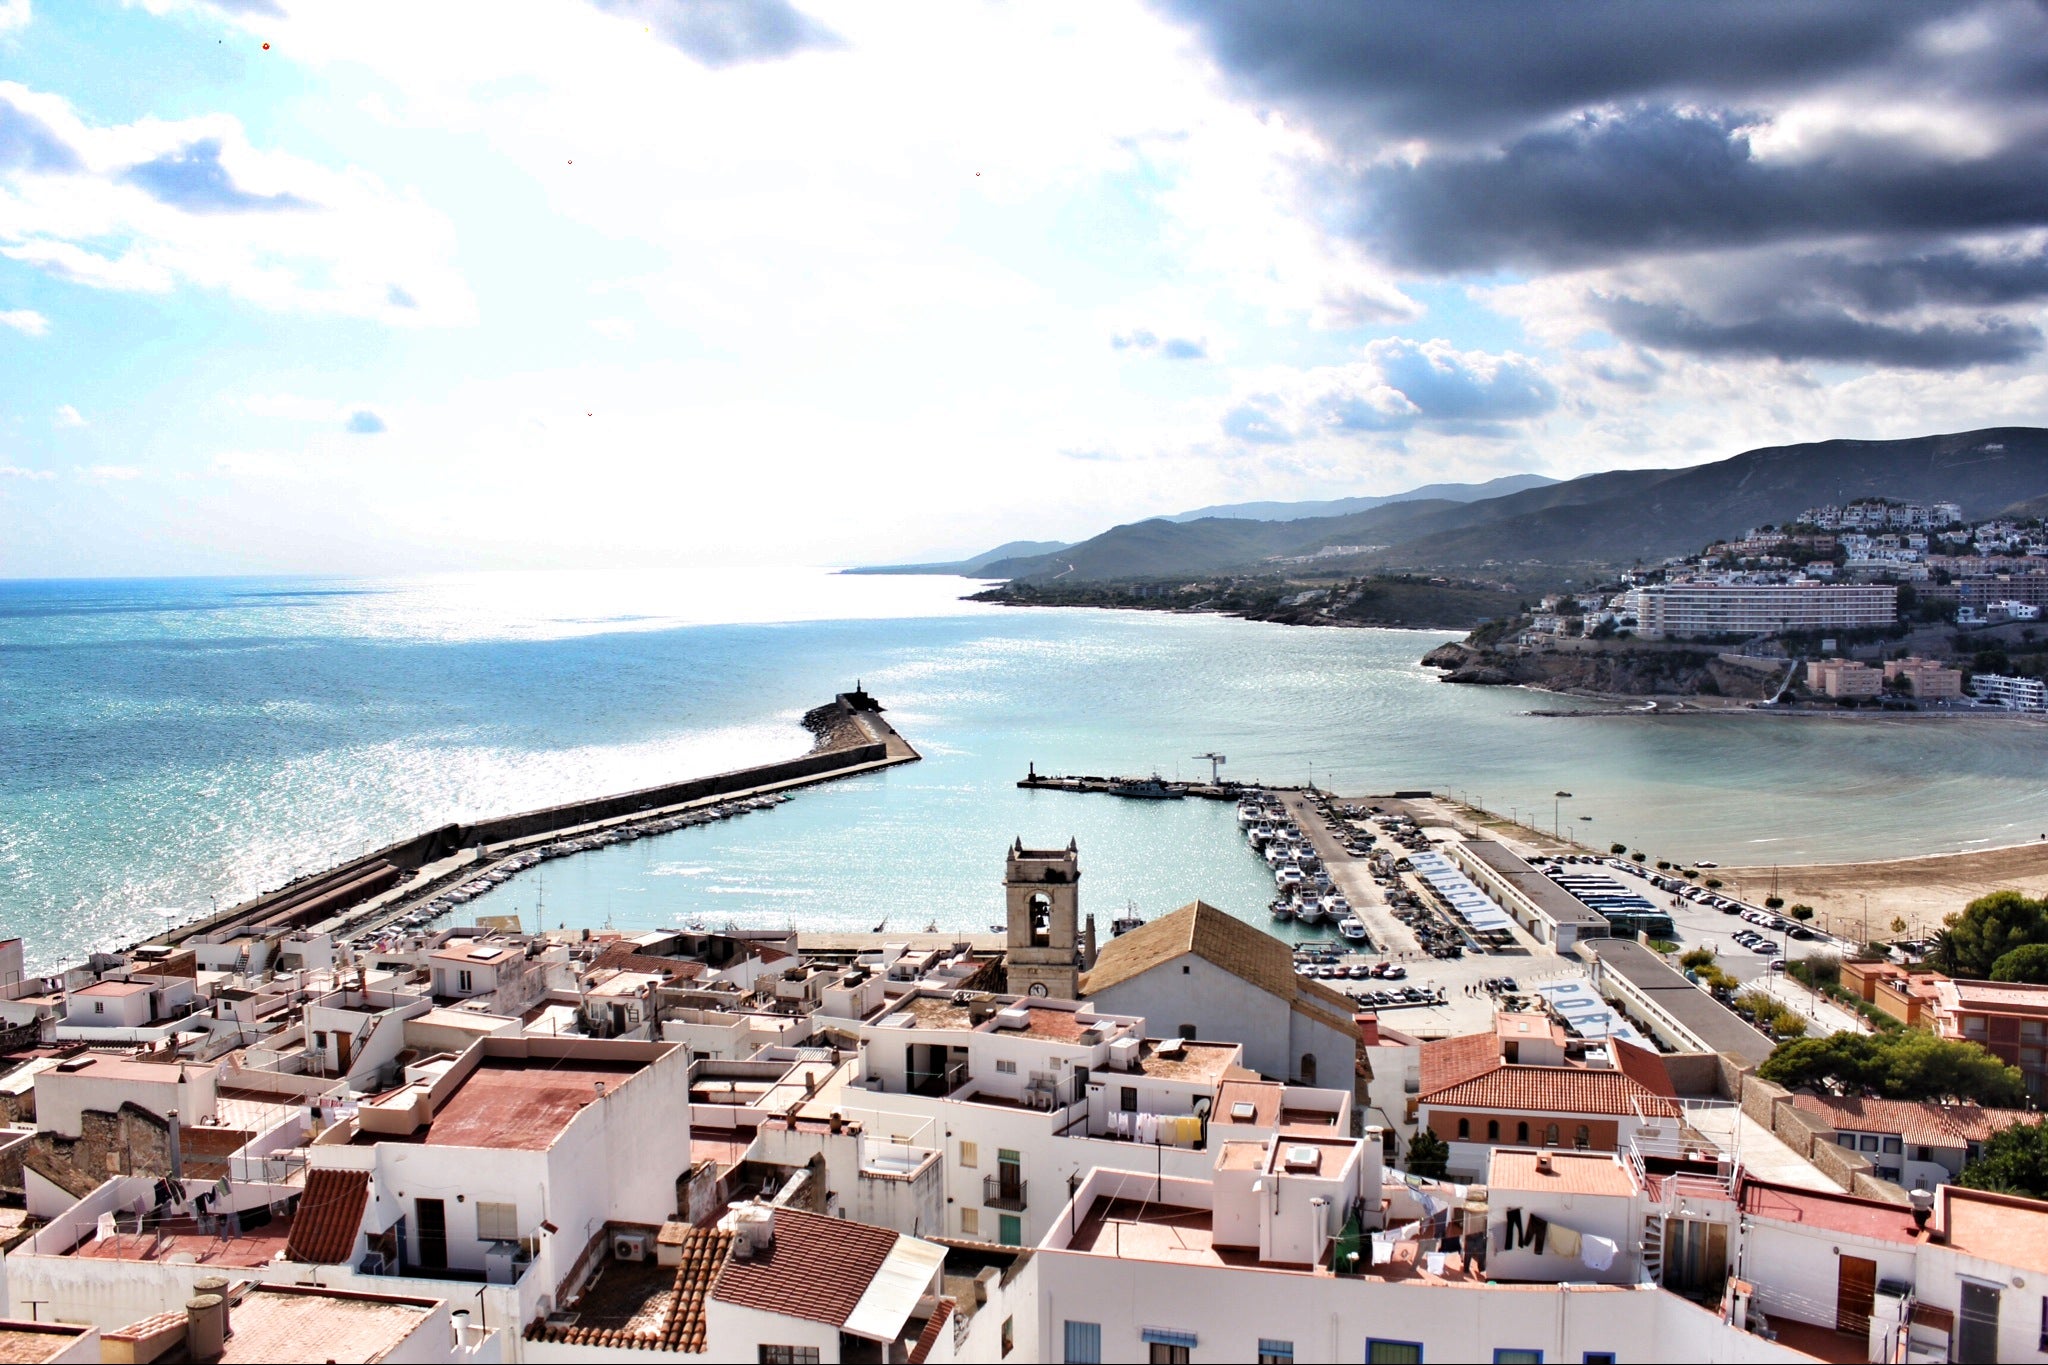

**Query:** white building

left=1973, top=673, right=2048, bottom=711
left=1078, top=901, right=1359, bottom=1090
left=1619, top=580, right=1897, bottom=639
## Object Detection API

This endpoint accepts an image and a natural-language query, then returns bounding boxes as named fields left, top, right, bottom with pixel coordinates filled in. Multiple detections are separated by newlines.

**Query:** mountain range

left=969, top=427, right=2048, bottom=582
left=1162, top=472, right=1558, bottom=522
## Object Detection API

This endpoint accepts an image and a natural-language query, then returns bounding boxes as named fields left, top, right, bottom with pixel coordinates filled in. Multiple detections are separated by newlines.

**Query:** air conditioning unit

left=612, top=1231, right=651, bottom=1262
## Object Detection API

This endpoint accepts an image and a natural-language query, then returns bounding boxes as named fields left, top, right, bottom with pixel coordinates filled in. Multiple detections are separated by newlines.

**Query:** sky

left=3, top=0, right=2048, bottom=575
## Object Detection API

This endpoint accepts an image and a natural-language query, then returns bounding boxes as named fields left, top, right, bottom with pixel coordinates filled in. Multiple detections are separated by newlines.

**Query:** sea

left=6, top=568, right=2047, bottom=973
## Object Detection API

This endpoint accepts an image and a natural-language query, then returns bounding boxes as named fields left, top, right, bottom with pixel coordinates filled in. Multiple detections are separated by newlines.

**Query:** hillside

left=843, top=539, right=1071, bottom=576
left=1165, top=472, right=1556, bottom=522
left=996, top=427, right=2048, bottom=582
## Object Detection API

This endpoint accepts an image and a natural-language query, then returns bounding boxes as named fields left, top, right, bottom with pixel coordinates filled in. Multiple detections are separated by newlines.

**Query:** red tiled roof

left=1418, top=1032, right=1500, bottom=1093
left=711, top=1207, right=899, bottom=1329
left=591, top=942, right=706, bottom=980
left=1790, top=1093, right=2032, bottom=1148
left=1423, top=1065, right=1680, bottom=1117
left=286, top=1169, right=369, bottom=1265
left=525, top=1227, right=733, bottom=1354
left=909, top=1300, right=953, bottom=1364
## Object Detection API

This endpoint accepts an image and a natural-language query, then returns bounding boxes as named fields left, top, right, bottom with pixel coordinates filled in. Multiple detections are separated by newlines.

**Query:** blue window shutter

left=1143, top=1329, right=1199, bottom=1348
left=1065, top=1320, right=1102, bottom=1364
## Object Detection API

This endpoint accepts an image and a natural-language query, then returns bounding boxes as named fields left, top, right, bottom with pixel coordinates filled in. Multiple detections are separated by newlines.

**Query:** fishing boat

left=1108, top=774, right=1184, bottom=799
left=1338, top=915, right=1369, bottom=942
left=1269, top=897, right=1296, bottom=921
left=1112, top=902, right=1147, bottom=936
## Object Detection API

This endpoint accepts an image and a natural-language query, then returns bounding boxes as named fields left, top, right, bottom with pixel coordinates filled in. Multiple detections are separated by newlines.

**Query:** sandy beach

left=1718, top=840, right=2048, bottom=942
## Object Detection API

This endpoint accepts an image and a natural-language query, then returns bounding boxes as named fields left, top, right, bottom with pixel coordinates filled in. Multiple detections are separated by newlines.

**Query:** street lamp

left=1553, top=791, right=1572, bottom=839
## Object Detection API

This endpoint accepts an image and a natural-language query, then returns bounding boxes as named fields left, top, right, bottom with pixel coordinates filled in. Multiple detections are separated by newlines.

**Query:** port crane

left=1193, top=752, right=1227, bottom=785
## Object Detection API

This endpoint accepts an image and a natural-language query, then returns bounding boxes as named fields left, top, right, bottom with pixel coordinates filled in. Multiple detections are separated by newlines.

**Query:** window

left=1258, top=1341, right=1295, bottom=1364
left=996, top=1059, right=1017, bottom=1075
left=457, top=968, right=473, bottom=993
left=1457, top=1118, right=1470, bottom=1139
left=1516, top=1121, right=1530, bottom=1144
left=1064, top=1320, right=1102, bottom=1363
left=1143, top=1330, right=1196, bottom=1364
left=758, top=1350, right=820, bottom=1365
left=1179, top=1024, right=1199, bottom=1040
left=1859, top=1134, right=1880, bottom=1152
left=960, top=1208, right=979, bottom=1237
left=1584, top=1355, right=1617, bottom=1365
left=1964, top=1014, right=1988, bottom=1038
left=475, top=1201, right=518, bottom=1242
left=1487, top=1120, right=1500, bottom=1142
left=1544, top=1123, right=1560, bottom=1147
left=93, top=1001, right=105, bottom=1014
left=1916, top=1146, right=1933, bottom=1163
left=2023, top=1019, right=2044, bottom=1042
left=1121, top=1086, right=1138, bottom=1112
left=1881, top=1136, right=1903, bottom=1154
left=1183, top=964, right=1191, bottom=974
left=959, top=1140, right=979, bottom=1168
left=1003, top=1316, right=1014, bottom=1357
left=1367, top=1340, right=1424, bottom=1364
left=1575, top=1125, right=1591, bottom=1149
left=998, top=1213, right=1021, bottom=1246
left=1837, top=1133, right=1857, bottom=1148
left=1495, top=1352, right=1544, bottom=1364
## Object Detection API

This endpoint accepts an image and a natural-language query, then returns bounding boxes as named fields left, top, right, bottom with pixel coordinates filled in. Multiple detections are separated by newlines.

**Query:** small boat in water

left=1276, top=866, right=1305, bottom=891
left=1338, top=915, right=1369, bottom=942
left=1109, top=774, right=1184, bottom=799
left=1249, top=823, right=1275, bottom=847
left=1295, top=895, right=1325, bottom=924
left=1269, top=898, right=1296, bottom=921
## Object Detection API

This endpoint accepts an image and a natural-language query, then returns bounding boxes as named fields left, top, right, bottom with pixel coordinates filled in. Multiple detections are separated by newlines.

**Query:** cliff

left=1420, top=641, right=1787, bottom=701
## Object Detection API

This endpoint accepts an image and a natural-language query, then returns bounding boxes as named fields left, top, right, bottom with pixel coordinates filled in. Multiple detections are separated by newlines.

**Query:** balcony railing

left=983, top=1175, right=1027, bottom=1210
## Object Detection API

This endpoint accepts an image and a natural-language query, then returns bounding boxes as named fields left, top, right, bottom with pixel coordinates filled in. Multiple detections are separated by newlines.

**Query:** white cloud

left=0, top=307, right=48, bottom=335
left=52, top=402, right=83, bottom=427
left=0, top=0, right=26, bottom=34
left=0, top=464, right=54, bottom=479
left=0, top=79, right=473, bottom=325
left=79, top=464, right=141, bottom=482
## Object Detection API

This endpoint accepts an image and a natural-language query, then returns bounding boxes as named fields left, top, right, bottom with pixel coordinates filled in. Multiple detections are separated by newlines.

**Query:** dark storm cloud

left=1161, top=0, right=1965, bottom=142
left=1161, top=0, right=2048, bottom=368
left=1357, top=107, right=2048, bottom=274
left=592, top=0, right=840, bottom=68
left=124, top=139, right=308, bottom=213
left=0, top=101, right=81, bottom=173
left=1595, top=297, right=2041, bottom=370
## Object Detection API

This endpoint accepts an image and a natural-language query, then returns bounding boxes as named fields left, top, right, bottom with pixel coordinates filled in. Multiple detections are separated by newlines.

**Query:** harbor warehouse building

left=1078, top=901, right=1359, bottom=1089
left=1620, top=580, right=1896, bottom=639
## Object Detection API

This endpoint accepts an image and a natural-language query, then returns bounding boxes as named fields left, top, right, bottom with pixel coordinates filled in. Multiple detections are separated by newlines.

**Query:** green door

left=998, top=1213, right=1022, bottom=1246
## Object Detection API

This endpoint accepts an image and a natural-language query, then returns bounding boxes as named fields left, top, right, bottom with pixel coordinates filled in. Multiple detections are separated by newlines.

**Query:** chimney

left=829, top=1111, right=844, bottom=1135
left=168, top=1109, right=184, bottom=1183
left=1536, top=1152, right=1553, bottom=1174
left=185, top=1295, right=227, bottom=1358
left=1355, top=1013, right=1380, bottom=1047
left=593, top=1080, right=607, bottom=1100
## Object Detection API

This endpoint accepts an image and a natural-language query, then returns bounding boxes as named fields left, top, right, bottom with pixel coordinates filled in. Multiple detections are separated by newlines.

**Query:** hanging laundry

left=1581, top=1234, right=1619, bottom=1271
left=1548, top=1223, right=1583, bottom=1258
left=1504, top=1208, right=1548, bottom=1254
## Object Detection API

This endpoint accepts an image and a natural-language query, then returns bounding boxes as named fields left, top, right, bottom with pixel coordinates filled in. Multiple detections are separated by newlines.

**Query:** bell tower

left=1004, top=838, right=1084, bottom=1000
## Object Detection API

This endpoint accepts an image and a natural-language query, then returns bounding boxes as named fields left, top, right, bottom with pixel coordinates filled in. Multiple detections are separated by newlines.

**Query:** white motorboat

left=1338, top=916, right=1369, bottom=941
left=1276, top=867, right=1305, bottom=891
left=1250, top=823, right=1275, bottom=846
left=1269, top=898, right=1296, bottom=921
left=1295, top=895, right=1326, bottom=924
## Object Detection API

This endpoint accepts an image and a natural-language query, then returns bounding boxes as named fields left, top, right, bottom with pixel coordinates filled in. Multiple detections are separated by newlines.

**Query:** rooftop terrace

left=355, top=1055, right=646, bottom=1150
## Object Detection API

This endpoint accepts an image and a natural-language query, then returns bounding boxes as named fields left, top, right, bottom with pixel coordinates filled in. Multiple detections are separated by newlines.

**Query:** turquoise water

left=5, top=569, right=2046, bottom=971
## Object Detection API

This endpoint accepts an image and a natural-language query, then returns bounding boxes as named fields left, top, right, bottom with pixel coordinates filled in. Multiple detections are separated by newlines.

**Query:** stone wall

left=22, top=1102, right=173, bottom=1195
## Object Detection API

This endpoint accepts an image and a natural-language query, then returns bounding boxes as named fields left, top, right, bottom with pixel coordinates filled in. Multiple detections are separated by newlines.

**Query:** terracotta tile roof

left=909, top=1300, right=953, bottom=1364
left=1081, top=901, right=1357, bottom=1026
left=1423, top=1065, right=1677, bottom=1117
left=1488, top=1149, right=1639, bottom=1196
left=1790, top=1093, right=2032, bottom=1148
left=711, top=1207, right=899, bottom=1329
left=286, top=1168, right=369, bottom=1265
left=525, top=1226, right=733, bottom=1354
left=1419, top=1032, right=1500, bottom=1094
left=591, top=942, right=706, bottom=980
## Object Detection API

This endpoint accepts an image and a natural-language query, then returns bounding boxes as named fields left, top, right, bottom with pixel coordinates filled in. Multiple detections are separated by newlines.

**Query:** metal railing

left=983, top=1175, right=1027, bottom=1210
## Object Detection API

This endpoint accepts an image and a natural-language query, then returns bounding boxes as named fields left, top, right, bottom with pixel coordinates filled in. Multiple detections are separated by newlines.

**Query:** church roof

left=1079, top=901, right=1355, bottom=1025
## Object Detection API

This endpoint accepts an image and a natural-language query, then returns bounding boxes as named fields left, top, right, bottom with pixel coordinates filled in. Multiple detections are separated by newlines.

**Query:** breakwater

left=156, top=691, right=917, bottom=948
